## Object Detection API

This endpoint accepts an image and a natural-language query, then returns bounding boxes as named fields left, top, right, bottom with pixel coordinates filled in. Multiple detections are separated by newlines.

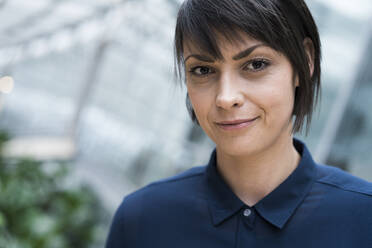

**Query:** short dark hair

left=174, top=0, right=321, bottom=133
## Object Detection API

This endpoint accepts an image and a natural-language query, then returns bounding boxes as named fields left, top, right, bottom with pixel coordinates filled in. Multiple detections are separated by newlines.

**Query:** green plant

left=0, top=132, right=107, bottom=248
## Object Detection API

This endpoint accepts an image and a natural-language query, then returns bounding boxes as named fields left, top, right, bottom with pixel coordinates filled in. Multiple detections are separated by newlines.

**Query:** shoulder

left=315, top=163, right=372, bottom=197
left=106, top=165, right=207, bottom=246
left=311, top=164, right=372, bottom=232
left=313, top=163, right=372, bottom=214
left=144, top=165, right=206, bottom=188
left=115, top=165, right=207, bottom=218
left=128, top=165, right=206, bottom=199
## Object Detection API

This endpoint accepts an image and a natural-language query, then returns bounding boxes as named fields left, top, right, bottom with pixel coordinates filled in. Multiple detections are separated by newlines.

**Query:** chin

left=215, top=137, right=264, bottom=157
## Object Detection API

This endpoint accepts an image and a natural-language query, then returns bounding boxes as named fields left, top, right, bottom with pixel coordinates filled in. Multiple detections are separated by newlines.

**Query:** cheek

left=187, top=86, right=212, bottom=121
left=258, top=82, right=295, bottom=124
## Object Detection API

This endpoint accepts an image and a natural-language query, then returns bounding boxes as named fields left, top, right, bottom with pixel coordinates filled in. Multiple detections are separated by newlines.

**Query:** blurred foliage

left=0, top=131, right=107, bottom=248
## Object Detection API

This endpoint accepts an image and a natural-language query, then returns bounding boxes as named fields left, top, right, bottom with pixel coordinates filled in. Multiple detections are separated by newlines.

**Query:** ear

left=303, top=37, right=315, bottom=78
left=294, top=74, right=300, bottom=88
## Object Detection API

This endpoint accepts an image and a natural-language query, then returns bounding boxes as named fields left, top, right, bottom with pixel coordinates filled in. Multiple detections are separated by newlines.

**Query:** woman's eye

left=189, top=66, right=213, bottom=76
left=244, top=59, right=270, bottom=72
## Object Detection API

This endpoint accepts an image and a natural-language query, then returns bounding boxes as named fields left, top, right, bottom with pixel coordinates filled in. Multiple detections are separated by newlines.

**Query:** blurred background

left=0, top=0, right=371, bottom=247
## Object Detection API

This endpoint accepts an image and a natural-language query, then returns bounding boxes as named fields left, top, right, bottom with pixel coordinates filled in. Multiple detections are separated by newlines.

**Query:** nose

left=215, top=72, right=244, bottom=110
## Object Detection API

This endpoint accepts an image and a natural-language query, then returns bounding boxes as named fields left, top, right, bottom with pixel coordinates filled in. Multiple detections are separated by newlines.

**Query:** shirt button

left=243, top=209, right=251, bottom=217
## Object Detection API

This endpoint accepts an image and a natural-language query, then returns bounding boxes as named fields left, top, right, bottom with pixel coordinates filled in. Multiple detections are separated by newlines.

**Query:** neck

left=216, top=131, right=301, bottom=207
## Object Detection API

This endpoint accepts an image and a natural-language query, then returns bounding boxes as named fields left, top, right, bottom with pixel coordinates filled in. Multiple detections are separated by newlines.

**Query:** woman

left=106, top=0, right=372, bottom=247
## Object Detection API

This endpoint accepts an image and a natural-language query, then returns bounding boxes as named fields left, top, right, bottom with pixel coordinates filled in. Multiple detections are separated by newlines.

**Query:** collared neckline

left=205, top=138, right=317, bottom=229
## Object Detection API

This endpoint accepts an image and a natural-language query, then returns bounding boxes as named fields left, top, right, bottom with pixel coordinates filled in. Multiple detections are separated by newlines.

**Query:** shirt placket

left=236, top=206, right=256, bottom=248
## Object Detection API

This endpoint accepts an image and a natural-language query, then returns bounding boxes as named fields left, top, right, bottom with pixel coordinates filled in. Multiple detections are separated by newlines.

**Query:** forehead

left=183, top=31, right=263, bottom=57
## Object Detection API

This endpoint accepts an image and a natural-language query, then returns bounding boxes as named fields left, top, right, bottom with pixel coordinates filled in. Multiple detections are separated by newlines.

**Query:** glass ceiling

left=1, top=0, right=372, bottom=209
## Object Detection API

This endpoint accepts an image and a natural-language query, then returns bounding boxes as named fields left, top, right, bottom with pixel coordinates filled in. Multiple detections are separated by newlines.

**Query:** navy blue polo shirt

left=106, top=139, right=372, bottom=247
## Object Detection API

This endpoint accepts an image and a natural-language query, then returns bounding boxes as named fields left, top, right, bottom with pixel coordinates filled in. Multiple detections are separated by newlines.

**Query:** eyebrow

left=184, top=44, right=265, bottom=63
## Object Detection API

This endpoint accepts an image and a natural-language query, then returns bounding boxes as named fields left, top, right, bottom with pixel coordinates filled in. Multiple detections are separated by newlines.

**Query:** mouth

left=216, top=117, right=259, bottom=131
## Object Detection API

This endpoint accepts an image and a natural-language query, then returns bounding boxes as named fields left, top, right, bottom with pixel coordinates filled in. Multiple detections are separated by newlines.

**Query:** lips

left=216, top=117, right=259, bottom=131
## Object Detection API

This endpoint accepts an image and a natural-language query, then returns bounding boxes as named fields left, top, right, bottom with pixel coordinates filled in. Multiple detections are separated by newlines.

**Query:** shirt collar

left=204, top=138, right=317, bottom=229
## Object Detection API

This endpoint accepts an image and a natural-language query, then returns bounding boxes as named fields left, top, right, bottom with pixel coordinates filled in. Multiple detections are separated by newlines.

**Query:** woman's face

left=184, top=34, right=298, bottom=157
